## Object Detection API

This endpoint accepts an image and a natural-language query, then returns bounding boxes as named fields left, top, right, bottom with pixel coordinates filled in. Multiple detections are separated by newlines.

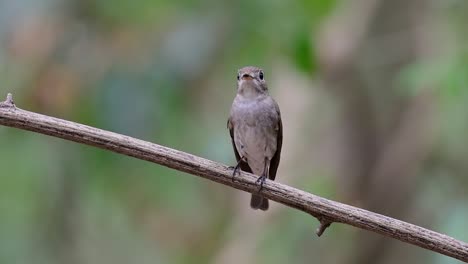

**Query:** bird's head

left=237, top=66, right=268, bottom=98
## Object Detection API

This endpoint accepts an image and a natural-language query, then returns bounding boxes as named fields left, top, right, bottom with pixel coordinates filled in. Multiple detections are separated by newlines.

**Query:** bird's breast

left=231, top=96, right=279, bottom=174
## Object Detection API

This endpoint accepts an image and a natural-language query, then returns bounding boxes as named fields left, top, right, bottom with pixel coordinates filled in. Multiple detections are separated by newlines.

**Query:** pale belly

left=234, top=121, right=278, bottom=176
left=230, top=94, right=280, bottom=176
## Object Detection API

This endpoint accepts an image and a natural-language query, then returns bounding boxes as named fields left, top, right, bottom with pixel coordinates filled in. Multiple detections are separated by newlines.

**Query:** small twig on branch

left=316, top=217, right=332, bottom=237
left=0, top=93, right=15, bottom=108
left=0, top=93, right=467, bottom=262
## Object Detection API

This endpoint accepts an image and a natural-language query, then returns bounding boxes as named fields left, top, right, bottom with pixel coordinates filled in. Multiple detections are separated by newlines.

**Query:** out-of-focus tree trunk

left=42, top=143, right=81, bottom=264
left=318, top=0, right=439, bottom=263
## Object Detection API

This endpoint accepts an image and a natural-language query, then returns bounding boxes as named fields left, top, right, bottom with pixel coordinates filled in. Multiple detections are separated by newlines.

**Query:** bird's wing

left=268, top=111, right=282, bottom=181
left=228, top=117, right=253, bottom=173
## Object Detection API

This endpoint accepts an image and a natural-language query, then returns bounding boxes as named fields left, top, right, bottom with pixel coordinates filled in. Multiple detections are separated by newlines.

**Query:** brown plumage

left=228, top=66, right=283, bottom=211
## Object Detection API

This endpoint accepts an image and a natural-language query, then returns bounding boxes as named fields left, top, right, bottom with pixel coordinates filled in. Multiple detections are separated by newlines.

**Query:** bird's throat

left=238, top=83, right=263, bottom=99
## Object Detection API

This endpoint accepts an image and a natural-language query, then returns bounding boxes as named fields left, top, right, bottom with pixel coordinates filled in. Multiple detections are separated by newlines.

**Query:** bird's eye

left=237, top=74, right=240, bottom=81
left=259, top=71, right=264, bottom=80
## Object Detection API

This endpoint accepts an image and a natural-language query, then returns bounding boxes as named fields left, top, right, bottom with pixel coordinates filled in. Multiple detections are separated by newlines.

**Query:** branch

left=0, top=93, right=467, bottom=262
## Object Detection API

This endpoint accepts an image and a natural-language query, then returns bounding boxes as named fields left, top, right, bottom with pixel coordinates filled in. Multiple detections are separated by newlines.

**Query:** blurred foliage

left=0, top=0, right=468, bottom=264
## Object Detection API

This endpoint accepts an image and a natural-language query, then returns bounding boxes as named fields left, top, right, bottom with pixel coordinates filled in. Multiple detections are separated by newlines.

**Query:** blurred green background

left=1, top=0, right=468, bottom=263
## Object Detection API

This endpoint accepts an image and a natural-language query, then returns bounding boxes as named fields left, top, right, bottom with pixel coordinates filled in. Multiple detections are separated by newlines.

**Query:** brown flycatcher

left=228, top=66, right=283, bottom=211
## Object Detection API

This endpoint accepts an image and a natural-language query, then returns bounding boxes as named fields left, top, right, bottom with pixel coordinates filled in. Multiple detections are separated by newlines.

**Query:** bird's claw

left=255, top=175, right=267, bottom=192
left=231, top=164, right=241, bottom=182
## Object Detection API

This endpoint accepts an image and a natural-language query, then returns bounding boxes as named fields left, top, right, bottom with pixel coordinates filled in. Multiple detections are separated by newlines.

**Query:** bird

left=227, top=66, right=283, bottom=211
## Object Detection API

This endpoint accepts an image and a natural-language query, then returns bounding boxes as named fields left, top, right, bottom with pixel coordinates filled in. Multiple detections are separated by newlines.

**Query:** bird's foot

left=255, top=175, right=267, bottom=192
left=230, top=158, right=247, bottom=182
left=231, top=163, right=241, bottom=182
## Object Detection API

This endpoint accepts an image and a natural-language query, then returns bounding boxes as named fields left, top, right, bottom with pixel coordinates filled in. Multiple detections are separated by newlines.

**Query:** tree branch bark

left=0, top=93, right=467, bottom=262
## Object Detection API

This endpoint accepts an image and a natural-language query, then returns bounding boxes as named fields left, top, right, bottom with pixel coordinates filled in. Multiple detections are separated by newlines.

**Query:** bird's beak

left=240, top=73, right=254, bottom=80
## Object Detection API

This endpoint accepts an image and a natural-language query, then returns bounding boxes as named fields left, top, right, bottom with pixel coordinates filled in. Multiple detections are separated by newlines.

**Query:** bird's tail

left=250, top=194, right=269, bottom=211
